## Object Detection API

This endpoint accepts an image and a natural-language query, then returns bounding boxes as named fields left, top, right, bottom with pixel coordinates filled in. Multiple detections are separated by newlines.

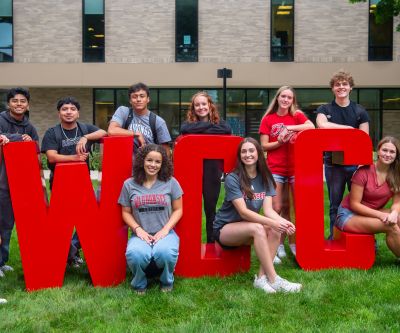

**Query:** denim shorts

left=335, top=205, right=355, bottom=231
left=272, top=174, right=295, bottom=184
left=213, top=227, right=239, bottom=250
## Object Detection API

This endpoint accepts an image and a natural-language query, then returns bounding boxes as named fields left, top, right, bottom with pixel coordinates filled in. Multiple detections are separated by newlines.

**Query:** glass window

left=116, top=89, right=129, bottom=108
left=94, top=89, right=114, bottom=130
left=246, top=89, right=269, bottom=140
left=369, top=0, right=393, bottom=61
left=271, top=0, right=294, bottom=62
left=159, top=90, right=180, bottom=139
left=226, top=90, right=246, bottom=136
left=0, top=90, right=7, bottom=111
left=0, top=0, right=13, bottom=62
left=176, top=0, right=198, bottom=62
left=295, top=89, right=332, bottom=124
left=383, top=89, right=400, bottom=109
left=83, top=0, right=105, bottom=62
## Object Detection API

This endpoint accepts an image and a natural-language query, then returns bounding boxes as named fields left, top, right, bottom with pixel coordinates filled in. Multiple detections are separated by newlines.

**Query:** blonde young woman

left=335, top=136, right=400, bottom=257
left=259, top=86, right=314, bottom=261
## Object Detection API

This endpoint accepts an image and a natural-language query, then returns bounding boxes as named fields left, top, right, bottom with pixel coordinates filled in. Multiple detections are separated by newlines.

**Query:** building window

left=83, top=0, right=105, bottom=62
left=175, top=0, right=198, bottom=62
left=271, top=0, right=294, bottom=62
left=0, top=0, right=13, bottom=62
left=369, top=0, right=393, bottom=61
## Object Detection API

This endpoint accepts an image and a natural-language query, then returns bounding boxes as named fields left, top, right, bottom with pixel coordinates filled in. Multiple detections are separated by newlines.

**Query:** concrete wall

left=13, top=0, right=81, bottom=63
left=106, top=0, right=175, bottom=63
left=296, top=0, right=369, bottom=62
left=29, top=88, right=93, bottom=140
left=199, top=0, right=269, bottom=63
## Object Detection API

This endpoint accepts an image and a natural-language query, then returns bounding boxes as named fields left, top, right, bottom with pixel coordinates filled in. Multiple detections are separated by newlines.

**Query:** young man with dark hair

left=107, top=82, right=171, bottom=156
left=316, top=70, right=370, bottom=239
left=0, top=87, right=39, bottom=277
left=41, top=96, right=106, bottom=267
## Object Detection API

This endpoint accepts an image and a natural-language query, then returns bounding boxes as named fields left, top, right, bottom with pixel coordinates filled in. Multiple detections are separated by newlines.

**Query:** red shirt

left=259, top=111, right=309, bottom=176
left=342, top=164, right=393, bottom=210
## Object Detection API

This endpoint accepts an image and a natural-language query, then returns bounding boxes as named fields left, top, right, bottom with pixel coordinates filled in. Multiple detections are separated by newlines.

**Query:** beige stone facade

left=29, top=89, right=93, bottom=140
left=14, top=0, right=82, bottom=63
left=1, top=0, right=399, bottom=141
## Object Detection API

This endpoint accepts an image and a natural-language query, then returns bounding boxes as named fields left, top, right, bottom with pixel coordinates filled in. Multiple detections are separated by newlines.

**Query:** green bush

left=40, top=146, right=102, bottom=171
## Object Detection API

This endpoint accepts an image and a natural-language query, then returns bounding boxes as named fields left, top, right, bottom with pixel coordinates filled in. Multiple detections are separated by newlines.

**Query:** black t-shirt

left=41, top=123, right=99, bottom=183
left=316, top=101, right=370, bottom=165
left=316, top=100, right=369, bottom=128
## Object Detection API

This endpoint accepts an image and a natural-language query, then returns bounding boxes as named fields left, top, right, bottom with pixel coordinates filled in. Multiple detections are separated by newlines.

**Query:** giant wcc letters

left=3, top=130, right=376, bottom=291
left=4, top=137, right=133, bottom=291
left=295, top=129, right=375, bottom=270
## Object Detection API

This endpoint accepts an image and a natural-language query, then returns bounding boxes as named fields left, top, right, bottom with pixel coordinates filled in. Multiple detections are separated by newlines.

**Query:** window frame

left=82, top=0, right=105, bottom=63
left=368, top=0, right=393, bottom=61
left=175, top=0, right=199, bottom=62
left=0, top=0, right=13, bottom=63
left=270, top=0, right=295, bottom=62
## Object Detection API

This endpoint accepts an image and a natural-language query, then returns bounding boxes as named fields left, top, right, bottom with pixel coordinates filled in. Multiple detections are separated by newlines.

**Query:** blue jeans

left=324, top=162, right=357, bottom=239
left=126, top=230, right=179, bottom=290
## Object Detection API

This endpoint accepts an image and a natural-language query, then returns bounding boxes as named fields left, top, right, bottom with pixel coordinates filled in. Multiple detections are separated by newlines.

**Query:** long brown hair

left=234, top=137, right=276, bottom=199
left=132, top=144, right=172, bottom=185
left=186, top=91, right=220, bottom=124
left=264, top=85, right=299, bottom=117
left=377, top=136, right=400, bottom=193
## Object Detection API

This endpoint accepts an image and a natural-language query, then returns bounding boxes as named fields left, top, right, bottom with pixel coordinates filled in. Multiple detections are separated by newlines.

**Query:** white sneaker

left=277, top=244, right=287, bottom=258
left=289, top=244, right=296, bottom=256
left=0, top=270, right=4, bottom=278
left=273, top=255, right=281, bottom=265
left=0, top=298, right=7, bottom=304
left=269, top=275, right=302, bottom=293
left=253, top=275, right=276, bottom=294
left=0, top=265, right=14, bottom=272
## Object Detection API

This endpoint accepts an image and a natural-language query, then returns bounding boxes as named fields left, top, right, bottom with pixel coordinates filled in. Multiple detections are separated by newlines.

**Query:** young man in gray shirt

left=107, top=83, right=171, bottom=156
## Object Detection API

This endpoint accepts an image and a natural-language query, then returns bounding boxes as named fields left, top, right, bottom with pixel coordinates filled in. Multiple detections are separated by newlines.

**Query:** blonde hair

left=264, top=86, right=299, bottom=117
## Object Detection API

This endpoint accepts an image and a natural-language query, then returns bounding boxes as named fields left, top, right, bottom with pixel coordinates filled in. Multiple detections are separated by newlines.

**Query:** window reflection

left=369, top=0, right=393, bottom=61
left=271, top=0, right=294, bottom=62
left=176, top=0, right=198, bottom=62
left=0, top=0, right=13, bottom=62
left=83, top=0, right=105, bottom=62
left=92, top=87, right=389, bottom=146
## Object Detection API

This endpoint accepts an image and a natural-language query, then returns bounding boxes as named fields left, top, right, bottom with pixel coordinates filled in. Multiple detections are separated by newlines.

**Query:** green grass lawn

left=1, top=185, right=400, bottom=332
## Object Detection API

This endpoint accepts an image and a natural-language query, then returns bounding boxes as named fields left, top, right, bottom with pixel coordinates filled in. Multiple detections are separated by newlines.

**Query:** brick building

left=0, top=0, right=399, bottom=146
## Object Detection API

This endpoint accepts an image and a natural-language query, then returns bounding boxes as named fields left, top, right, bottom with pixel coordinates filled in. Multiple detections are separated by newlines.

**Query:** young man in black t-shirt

left=41, top=97, right=106, bottom=267
left=316, top=70, right=370, bottom=239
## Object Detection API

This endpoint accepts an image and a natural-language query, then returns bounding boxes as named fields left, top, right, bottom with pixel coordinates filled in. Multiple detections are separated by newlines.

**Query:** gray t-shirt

left=111, top=106, right=171, bottom=149
left=213, top=172, right=276, bottom=232
left=118, top=177, right=183, bottom=234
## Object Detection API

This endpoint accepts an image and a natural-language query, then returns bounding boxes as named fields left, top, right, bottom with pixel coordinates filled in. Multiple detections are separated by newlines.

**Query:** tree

left=349, top=0, right=400, bottom=31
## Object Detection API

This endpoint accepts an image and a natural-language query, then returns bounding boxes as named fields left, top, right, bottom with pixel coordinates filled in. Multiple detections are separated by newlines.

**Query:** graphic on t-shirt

left=61, top=136, right=81, bottom=148
left=243, top=191, right=266, bottom=201
left=133, top=194, right=168, bottom=214
left=270, top=123, right=285, bottom=138
left=128, top=118, right=153, bottom=143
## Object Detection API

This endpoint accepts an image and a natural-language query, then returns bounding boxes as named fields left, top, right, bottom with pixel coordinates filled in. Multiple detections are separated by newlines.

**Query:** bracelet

left=134, top=225, right=141, bottom=232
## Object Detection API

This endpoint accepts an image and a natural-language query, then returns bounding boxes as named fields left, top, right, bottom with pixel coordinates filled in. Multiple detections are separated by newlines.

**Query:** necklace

left=61, top=126, right=78, bottom=141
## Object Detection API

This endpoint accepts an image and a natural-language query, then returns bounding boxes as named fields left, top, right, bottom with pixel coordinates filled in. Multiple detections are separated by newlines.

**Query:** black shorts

left=213, top=228, right=239, bottom=250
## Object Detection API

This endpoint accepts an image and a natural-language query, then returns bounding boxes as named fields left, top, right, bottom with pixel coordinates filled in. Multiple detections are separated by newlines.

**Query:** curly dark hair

left=133, top=144, right=172, bottom=185
left=234, top=137, right=276, bottom=199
